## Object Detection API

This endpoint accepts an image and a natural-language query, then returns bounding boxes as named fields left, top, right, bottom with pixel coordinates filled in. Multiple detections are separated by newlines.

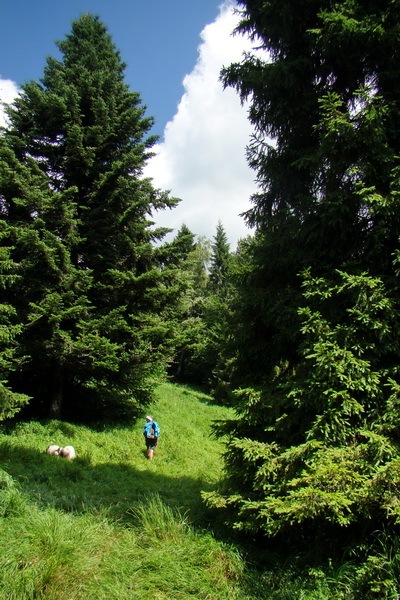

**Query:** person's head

left=146, top=415, right=153, bottom=422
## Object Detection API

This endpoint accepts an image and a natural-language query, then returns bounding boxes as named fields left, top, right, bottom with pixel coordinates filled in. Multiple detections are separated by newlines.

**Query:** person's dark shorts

left=145, top=436, right=158, bottom=450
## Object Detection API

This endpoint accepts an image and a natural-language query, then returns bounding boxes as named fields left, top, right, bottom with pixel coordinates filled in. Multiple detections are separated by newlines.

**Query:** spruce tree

left=208, top=221, right=231, bottom=294
left=158, top=223, right=197, bottom=268
left=207, top=0, right=400, bottom=547
left=0, top=246, right=30, bottom=419
left=168, top=235, right=212, bottom=383
left=218, top=0, right=400, bottom=385
left=0, top=14, right=178, bottom=420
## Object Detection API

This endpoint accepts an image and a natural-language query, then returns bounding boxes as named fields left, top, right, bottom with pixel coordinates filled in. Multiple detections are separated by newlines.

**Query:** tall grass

left=0, top=495, right=250, bottom=599
left=1, top=382, right=397, bottom=599
left=0, top=383, right=256, bottom=599
left=0, top=383, right=231, bottom=521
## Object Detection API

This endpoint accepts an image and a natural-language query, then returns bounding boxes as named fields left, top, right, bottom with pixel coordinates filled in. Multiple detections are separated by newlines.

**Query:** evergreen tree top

left=56, top=13, right=126, bottom=75
left=0, top=12, right=180, bottom=421
left=209, top=221, right=231, bottom=293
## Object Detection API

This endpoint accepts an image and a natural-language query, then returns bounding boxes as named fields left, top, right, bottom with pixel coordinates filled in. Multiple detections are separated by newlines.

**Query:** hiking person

left=143, top=415, right=160, bottom=460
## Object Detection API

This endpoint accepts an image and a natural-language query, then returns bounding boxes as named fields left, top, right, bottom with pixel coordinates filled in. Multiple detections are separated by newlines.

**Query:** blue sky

left=1, top=0, right=221, bottom=137
left=1, top=1, right=262, bottom=247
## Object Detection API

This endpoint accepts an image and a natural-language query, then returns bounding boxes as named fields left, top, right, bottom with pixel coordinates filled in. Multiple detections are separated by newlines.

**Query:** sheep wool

left=59, top=446, right=76, bottom=460
left=46, top=445, right=61, bottom=455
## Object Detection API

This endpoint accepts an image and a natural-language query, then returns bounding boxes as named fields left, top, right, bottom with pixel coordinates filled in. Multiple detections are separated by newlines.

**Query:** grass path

left=0, top=383, right=372, bottom=599
left=2, top=382, right=233, bottom=522
left=0, top=383, right=261, bottom=600
left=140, top=382, right=233, bottom=518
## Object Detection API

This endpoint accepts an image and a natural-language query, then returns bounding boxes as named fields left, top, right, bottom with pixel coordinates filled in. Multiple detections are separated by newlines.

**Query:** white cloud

left=145, top=2, right=258, bottom=249
left=0, top=77, right=20, bottom=127
left=0, top=4, right=261, bottom=249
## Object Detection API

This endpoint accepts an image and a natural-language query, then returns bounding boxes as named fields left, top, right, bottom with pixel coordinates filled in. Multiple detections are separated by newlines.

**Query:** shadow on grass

left=0, top=441, right=218, bottom=526
left=0, top=440, right=275, bottom=599
left=178, top=384, right=225, bottom=407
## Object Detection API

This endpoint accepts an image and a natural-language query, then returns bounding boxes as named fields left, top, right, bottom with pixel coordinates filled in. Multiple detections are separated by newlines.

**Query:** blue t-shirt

left=143, top=421, right=160, bottom=438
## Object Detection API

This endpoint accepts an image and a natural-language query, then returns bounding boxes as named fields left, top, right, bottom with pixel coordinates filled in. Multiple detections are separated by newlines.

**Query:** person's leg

left=147, top=438, right=158, bottom=460
left=145, top=437, right=151, bottom=459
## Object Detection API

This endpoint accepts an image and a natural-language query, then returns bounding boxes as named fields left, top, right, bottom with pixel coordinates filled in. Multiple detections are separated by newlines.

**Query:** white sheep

left=59, top=445, right=76, bottom=460
left=46, top=444, right=61, bottom=455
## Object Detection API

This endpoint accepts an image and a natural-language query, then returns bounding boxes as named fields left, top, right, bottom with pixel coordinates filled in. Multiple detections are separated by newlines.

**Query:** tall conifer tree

left=0, top=14, right=178, bottom=420
left=158, top=223, right=197, bottom=268
left=207, top=0, right=400, bottom=547
left=209, top=221, right=231, bottom=294
left=218, top=0, right=400, bottom=385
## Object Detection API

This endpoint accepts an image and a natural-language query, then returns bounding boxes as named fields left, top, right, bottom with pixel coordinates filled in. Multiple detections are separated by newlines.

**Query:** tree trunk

left=175, top=349, right=186, bottom=379
left=49, top=366, right=64, bottom=419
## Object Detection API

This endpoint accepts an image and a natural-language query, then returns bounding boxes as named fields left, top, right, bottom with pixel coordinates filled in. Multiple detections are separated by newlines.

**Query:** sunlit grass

left=1, top=382, right=392, bottom=599
left=0, top=383, right=253, bottom=600
left=0, top=496, right=250, bottom=600
left=0, top=383, right=233, bottom=521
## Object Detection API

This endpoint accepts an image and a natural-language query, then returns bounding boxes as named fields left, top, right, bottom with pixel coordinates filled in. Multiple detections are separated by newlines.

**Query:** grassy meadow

left=1, top=382, right=396, bottom=600
left=0, top=382, right=259, bottom=600
left=0, top=382, right=230, bottom=522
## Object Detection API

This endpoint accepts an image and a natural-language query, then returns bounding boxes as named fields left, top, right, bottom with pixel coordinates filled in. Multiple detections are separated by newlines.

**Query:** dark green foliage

left=216, top=0, right=400, bottom=387
left=167, top=235, right=211, bottom=383
left=210, top=234, right=285, bottom=397
left=209, top=221, right=231, bottom=294
left=0, top=14, right=178, bottom=421
left=167, top=223, right=235, bottom=389
left=205, top=271, right=400, bottom=539
left=207, top=0, right=400, bottom=547
left=0, top=246, right=30, bottom=418
left=158, top=223, right=196, bottom=268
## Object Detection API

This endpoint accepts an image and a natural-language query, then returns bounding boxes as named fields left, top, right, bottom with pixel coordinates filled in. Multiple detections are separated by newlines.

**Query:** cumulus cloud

left=0, top=77, right=19, bottom=127
left=145, top=2, right=258, bottom=249
left=0, top=4, right=262, bottom=249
